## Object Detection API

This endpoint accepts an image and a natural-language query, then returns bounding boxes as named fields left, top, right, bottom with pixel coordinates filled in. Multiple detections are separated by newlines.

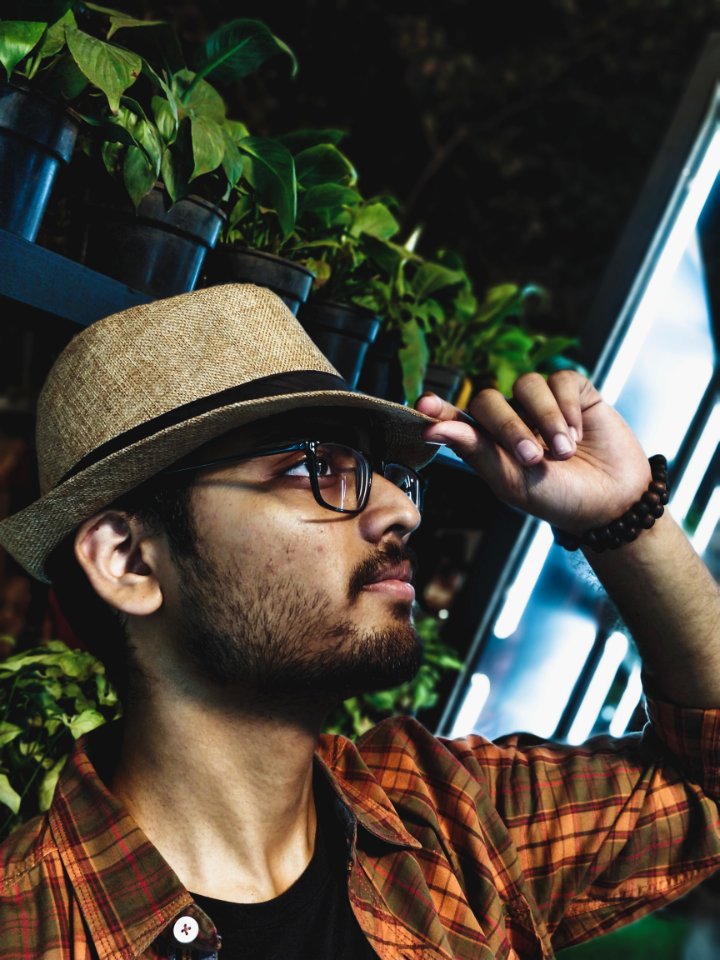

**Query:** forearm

left=585, top=512, right=720, bottom=707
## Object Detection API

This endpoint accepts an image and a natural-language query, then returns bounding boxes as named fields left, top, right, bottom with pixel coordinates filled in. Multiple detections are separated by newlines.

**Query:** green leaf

left=221, top=130, right=244, bottom=189
left=48, top=50, right=88, bottom=100
left=193, top=18, right=297, bottom=87
left=64, top=22, right=142, bottom=113
left=190, top=115, right=225, bottom=180
left=123, top=145, right=157, bottom=206
left=0, top=774, right=21, bottom=815
left=84, top=7, right=166, bottom=41
left=0, top=21, right=46, bottom=78
left=350, top=202, right=400, bottom=241
left=38, top=9, right=74, bottom=58
left=299, top=183, right=360, bottom=226
left=173, top=69, right=226, bottom=122
left=237, top=136, right=296, bottom=238
left=279, top=129, right=345, bottom=152
left=38, top=756, right=66, bottom=811
left=295, top=144, right=356, bottom=188
left=160, top=117, right=193, bottom=202
left=152, top=95, right=177, bottom=142
left=0, top=723, right=22, bottom=748
left=67, top=709, right=106, bottom=739
left=399, top=319, right=429, bottom=406
left=410, top=262, right=467, bottom=299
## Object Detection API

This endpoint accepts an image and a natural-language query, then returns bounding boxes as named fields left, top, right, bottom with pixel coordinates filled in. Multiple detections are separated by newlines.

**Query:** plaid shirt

left=2, top=697, right=720, bottom=960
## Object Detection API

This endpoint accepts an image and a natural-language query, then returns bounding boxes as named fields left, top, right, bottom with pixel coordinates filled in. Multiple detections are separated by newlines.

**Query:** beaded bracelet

left=552, top=455, right=669, bottom=552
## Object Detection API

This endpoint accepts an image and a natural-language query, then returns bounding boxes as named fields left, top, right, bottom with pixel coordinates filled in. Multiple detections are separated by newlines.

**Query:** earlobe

left=75, top=512, right=163, bottom=617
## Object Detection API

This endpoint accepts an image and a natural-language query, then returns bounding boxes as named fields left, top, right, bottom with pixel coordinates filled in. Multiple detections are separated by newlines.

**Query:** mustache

left=348, top=541, right=418, bottom=601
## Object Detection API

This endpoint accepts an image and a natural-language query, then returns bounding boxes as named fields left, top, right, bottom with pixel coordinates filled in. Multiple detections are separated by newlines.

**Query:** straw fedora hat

left=0, top=284, right=441, bottom=583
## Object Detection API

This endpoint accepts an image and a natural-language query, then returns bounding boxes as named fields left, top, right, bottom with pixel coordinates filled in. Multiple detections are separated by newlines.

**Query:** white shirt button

left=173, top=915, right=199, bottom=944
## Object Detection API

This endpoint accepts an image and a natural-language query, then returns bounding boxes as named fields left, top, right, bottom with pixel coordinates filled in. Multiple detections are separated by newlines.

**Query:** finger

left=415, top=391, right=477, bottom=428
left=510, top=373, right=576, bottom=459
left=467, top=387, right=546, bottom=466
left=547, top=370, right=584, bottom=442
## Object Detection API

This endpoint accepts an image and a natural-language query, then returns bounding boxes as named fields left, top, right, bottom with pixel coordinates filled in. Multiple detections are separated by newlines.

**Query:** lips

left=366, top=562, right=413, bottom=586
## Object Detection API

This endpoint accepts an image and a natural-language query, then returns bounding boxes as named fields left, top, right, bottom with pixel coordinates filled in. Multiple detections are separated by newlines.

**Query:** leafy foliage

left=0, top=641, right=120, bottom=842
left=324, top=613, right=462, bottom=740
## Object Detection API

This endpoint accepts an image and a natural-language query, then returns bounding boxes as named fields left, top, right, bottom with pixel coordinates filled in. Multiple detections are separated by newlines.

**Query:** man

left=0, top=283, right=719, bottom=960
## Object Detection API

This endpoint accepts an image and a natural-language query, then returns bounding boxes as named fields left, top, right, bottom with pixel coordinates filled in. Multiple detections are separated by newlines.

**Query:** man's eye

left=283, top=457, right=313, bottom=478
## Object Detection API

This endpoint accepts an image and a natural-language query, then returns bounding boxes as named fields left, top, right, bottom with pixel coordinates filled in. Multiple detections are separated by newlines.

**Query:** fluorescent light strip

left=492, top=524, right=554, bottom=640
left=692, top=486, right=720, bottom=556
left=449, top=673, right=491, bottom=739
left=601, top=128, right=720, bottom=405
left=671, top=403, right=720, bottom=520
left=567, top=632, right=629, bottom=745
left=609, top=662, right=644, bottom=737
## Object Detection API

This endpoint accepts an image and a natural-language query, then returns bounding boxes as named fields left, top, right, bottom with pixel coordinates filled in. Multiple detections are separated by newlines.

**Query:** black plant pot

left=83, top=185, right=225, bottom=298
left=357, top=329, right=406, bottom=403
left=298, top=300, right=381, bottom=389
left=203, top=245, right=315, bottom=315
left=0, top=84, right=78, bottom=241
left=423, top=363, right=463, bottom=403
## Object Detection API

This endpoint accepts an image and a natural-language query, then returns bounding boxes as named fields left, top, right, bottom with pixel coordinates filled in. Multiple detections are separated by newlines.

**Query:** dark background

left=118, top=0, right=720, bottom=339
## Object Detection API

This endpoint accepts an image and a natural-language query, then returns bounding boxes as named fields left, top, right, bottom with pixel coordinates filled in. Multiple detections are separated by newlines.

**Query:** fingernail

left=553, top=433, right=572, bottom=456
left=568, top=426, right=578, bottom=442
left=517, top=439, right=542, bottom=464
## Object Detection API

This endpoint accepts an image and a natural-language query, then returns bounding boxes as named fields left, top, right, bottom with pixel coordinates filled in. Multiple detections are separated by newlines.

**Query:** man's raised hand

left=416, top=371, right=652, bottom=535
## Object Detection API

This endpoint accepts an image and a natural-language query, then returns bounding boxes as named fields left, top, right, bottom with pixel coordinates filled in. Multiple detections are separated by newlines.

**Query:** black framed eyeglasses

left=162, top=440, right=425, bottom=515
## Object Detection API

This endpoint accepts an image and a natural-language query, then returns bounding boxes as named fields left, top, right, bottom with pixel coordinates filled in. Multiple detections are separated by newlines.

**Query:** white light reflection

left=671, top=403, right=720, bottom=520
left=567, top=632, right=629, bottom=745
left=493, top=524, right=554, bottom=640
left=693, top=486, right=720, bottom=556
left=601, top=128, right=720, bottom=405
left=609, top=662, right=644, bottom=737
left=449, top=673, right=491, bottom=738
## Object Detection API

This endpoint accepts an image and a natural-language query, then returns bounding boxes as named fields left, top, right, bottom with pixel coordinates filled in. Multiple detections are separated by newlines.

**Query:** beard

left=172, top=538, right=423, bottom=706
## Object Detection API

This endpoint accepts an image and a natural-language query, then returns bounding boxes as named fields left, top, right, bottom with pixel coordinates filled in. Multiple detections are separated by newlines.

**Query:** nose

left=357, top=470, right=422, bottom=542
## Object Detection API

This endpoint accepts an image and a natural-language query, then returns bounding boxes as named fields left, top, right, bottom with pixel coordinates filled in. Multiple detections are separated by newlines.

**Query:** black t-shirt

left=191, top=792, right=375, bottom=960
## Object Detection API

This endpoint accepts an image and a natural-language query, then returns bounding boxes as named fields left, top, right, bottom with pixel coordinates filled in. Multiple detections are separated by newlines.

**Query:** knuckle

left=497, top=415, right=527, bottom=444
left=547, top=369, right=578, bottom=390
left=512, top=371, right=545, bottom=398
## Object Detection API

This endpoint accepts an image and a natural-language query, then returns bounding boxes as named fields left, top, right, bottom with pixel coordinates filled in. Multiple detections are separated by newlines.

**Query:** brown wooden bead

left=640, top=514, right=656, bottom=529
left=651, top=502, right=664, bottom=519
left=610, top=520, right=626, bottom=538
left=642, top=490, right=661, bottom=508
left=636, top=501, right=650, bottom=518
left=649, top=481, right=666, bottom=496
left=660, top=491, right=669, bottom=505
left=623, top=510, right=640, bottom=528
left=623, top=527, right=640, bottom=542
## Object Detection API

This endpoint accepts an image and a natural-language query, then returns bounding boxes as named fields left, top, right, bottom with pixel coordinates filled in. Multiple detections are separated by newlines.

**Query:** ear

left=74, top=511, right=164, bottom=618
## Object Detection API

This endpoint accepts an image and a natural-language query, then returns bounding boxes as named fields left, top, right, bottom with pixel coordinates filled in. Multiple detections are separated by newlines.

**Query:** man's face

left=161, top=408, right=424, bottom=705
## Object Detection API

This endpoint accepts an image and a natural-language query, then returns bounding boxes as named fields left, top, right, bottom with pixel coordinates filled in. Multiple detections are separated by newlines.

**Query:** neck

left=111, top=681, right=328, bottom=903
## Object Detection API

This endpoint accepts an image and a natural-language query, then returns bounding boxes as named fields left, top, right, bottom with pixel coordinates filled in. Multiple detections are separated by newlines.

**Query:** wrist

left=553, top=455, right=668, bottom=552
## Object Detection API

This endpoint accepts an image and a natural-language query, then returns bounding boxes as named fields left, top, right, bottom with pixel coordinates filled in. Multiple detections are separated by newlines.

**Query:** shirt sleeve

left=447, top=695, right=720, bottom=950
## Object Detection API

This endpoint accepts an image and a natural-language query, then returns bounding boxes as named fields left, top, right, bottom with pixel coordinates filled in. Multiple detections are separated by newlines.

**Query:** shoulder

left=320, top=715, right=500, bottom=795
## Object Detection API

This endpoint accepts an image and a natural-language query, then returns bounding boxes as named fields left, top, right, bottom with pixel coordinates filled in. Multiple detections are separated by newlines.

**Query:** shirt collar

left=48, top=728, right=220, bottom=960
left=45, top=724, right=418, bottom=960
left=316, top=732, right=422, bottom=851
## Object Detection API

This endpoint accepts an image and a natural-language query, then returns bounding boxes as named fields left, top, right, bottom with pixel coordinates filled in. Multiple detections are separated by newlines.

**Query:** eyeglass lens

left=313, top=443, right=421, bottom=512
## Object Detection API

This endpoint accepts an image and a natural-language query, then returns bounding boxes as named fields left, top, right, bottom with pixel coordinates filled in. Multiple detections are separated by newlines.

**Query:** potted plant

left=293, top=189, right=402, bottom=386
left=78, top=16, right=298, bottom=297
left=204, top=130, right=360, bottom=312
left=425, top=273, right=578, bottom=399
left=354, top=240, right=468, bottom=404
left=0, top=2, right=149, bottom=240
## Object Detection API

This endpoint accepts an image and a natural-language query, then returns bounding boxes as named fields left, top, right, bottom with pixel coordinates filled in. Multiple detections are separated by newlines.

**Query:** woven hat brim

left=0, top=389, right=441, bottom=583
